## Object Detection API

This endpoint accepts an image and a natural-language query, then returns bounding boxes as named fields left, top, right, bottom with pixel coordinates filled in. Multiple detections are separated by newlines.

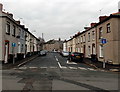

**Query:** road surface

left=2, top=52, right=119, bottom=92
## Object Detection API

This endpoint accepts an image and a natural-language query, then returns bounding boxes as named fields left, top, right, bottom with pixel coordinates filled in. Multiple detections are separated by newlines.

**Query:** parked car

left=68, top=52, right=84, bottom=62
left=39, top=50, right=47, bottom=56
left=61, top=51, right=69, bottom=57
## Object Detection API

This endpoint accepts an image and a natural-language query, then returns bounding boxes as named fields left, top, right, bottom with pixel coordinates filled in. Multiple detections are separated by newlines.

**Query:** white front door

left=4, top=42, right=9, bottom=63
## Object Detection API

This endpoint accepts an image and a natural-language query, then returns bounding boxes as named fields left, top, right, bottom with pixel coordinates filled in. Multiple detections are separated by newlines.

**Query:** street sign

left=12, top=43, right=16, bottom=47
left=101, top=38, right=107, bottom=44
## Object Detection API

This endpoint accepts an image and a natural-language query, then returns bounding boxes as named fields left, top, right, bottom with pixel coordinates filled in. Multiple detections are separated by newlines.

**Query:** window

left=81, top=36, right=83, bottom=43
left=21, top=44, right=24, bottom=53
left=17, top=29, right=21, bottom=38
left=88, top=33, right=90, bottom=42
left=79, top=37, right=80, bottom=43
left=99, top=45, right=103, bottom=57
left=81, top=47, right=83, bottom=53
left=21, top=30, right=24, bottom=39
left=18, top=43, right=21, bottom=53
left=83, top=35, right=86, bottom=42
left=99, top=27, right=103, bottom=39
left=6, top=22, right=10, bottom=35
left=76, top=48, right=78, bottom=52
left=88, top=46, right=91, bottom=56
left=107, top=23, right=111, bottom=33
left=77, top=38, right=79, bottom=44
left=92, top=31, right=95, bottom=40
left=12, top=25, right=16, bottom=36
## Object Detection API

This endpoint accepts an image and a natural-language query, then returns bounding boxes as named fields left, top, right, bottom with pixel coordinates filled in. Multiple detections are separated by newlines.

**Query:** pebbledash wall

left=64, top=13, right=120, bottom=65
left=0, top=3, right=40, bottom=64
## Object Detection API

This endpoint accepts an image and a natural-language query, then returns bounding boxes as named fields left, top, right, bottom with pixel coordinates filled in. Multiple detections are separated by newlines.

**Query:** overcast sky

left=0, top=0, right=120, bottom=41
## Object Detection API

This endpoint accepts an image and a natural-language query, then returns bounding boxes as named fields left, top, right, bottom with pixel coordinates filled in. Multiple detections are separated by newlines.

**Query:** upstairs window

left=83, top=35, right=86, bottom=42
left=99, top=27, right=103, bottom=39
left=6, top=22, right=10, bottom=35
left=92, top=31, right=95, bottom=40
left=88, top=33, right=90, bottom=42
left=81, top=36, right=83, bottom=43
left=21, top=30, right=24, bottom=39
left=107, top=23, right=111, bottom=33
left=12, top=25, right=16, bottom=36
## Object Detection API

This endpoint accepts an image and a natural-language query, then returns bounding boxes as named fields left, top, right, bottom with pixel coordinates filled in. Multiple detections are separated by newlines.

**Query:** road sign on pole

left=101, top=38, right=107, bottom=44
left=101, top=38, right=107, bottom=68
left=12, top=43, right=16, bottom=47
left=12, top=43, right=16, bottom=64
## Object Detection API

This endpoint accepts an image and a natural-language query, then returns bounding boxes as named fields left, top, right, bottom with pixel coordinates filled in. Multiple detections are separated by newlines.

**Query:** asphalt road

left=2, top=52, right=119, bottom=92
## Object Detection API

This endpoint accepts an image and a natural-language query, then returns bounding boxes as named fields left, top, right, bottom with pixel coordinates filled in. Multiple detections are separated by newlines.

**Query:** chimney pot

left=8, top=13, right=13, bottom=18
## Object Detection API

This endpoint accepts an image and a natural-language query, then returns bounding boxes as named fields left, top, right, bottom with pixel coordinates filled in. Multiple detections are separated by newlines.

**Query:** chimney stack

left=99, top=16, right=108, bottom=22
left=118, top=1, right=120, bottom=12
left=16, top=21, right=20, bottom=24
left=91, top=23, right=97, bottom=27
left=84, top=27, right=90, bottom=30
left=0, top=3, right=3, bottom=11
left=8, top=13, right=13, bottom=18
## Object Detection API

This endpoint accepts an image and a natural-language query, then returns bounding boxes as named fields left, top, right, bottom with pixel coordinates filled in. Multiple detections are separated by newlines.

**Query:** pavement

left=84, top=58, right=120, bottom=72
left=2, top=55, right=38, bottom=70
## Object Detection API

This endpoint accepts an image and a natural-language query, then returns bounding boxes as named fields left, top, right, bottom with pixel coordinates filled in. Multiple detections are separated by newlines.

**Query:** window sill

left=6, top=33, right=10, bottom=35
left=99, top=57, right=104, bottom=59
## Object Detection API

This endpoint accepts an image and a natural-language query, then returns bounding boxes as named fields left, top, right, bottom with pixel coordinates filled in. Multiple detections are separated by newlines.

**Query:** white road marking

left=58, top=62, right=62, bottom=68
left=50, top=67, right=57, bottom=69
left=57, top=62, right=67, bottom=69
left=55, top=56, right=59, bottom=61
left=67, top=60, right=77, bottom=64
left=69, top=67, right=77, bottom=69
left=78, top=67, right=87, bottom=70
left=40, top=67, right=47, bottom=69
left=19, top=67, right=27, bottom=70
left=87, top=68, right=95, bottom=71
left=29, top=67, right=38, bottom=69
left=56, top=58, right=59, bottom=61
left=13, top=68, right=18, bottom=70
left=61, top=66, right=67, bottom=69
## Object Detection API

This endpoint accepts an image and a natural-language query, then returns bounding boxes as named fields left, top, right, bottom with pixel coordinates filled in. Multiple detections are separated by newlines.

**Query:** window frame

left=88, top=33, right=90, bottom=42
left=12, top=25, right=16, bottom=37
left=99, top=27, right=103, bottom=39
left=6, top=22, right=10, bottom=35
left=107, top=23, right=111, bottom=33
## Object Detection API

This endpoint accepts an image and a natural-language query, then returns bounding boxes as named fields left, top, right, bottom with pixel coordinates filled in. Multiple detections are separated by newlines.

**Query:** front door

left=83, top=45, right=86, bottom=57
left=4, top=41, right=9, bottom=63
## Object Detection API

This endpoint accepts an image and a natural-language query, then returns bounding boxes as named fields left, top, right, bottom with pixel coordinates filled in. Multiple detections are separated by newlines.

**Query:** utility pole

left=42, top=33, right=44, bottom=39
left=118, top=1, right=120, bottom=12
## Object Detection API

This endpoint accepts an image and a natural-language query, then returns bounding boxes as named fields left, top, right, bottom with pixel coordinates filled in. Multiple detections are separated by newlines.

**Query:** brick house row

left=43, top=39, right=63, bottom=52
left=63, top=12, right=120, bottom=65
left=0, top=4, right=41, bottom=64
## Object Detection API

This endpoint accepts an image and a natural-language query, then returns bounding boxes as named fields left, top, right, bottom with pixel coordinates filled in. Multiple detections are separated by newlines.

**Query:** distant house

left=43, top=39, right=63, bottom=52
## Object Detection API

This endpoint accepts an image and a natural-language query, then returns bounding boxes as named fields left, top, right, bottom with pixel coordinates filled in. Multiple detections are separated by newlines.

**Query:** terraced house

left=0, top=3, right=40, bottom=64
left=64, top=12, right=120, bottom=65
